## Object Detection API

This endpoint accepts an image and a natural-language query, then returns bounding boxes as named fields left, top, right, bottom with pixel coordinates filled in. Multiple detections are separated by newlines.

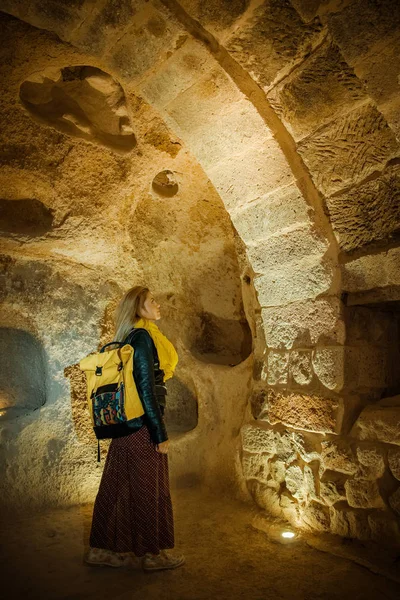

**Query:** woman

left=86, top=286, right=185, bottom=571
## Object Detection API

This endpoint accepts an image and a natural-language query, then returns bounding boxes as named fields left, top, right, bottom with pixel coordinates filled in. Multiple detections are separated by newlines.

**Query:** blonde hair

left=114, top=285, right=149, bottom=342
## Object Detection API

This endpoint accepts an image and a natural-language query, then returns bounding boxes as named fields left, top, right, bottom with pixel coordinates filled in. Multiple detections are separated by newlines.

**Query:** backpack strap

left=99, top=341, right=125, bottom=353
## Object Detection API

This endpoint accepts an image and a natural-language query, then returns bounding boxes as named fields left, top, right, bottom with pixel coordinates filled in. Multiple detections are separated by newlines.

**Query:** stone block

left=353, top=32, right=400, bottom=140
left=329, top=506, right=371, bottom=540
left=350, top=395, right=400, bottom=446
left=327, top=0, right=400, bottom=64
left=274, top=431, right=298, bottom=464
left=279, top=489, right=300, bottom=523
left=345, top=307, right=392, bottom=347
left=269, top=459, right=286, bottom=485
left=241, top=423, right=277, bottom=454
left=263, top=389, right=341, bottom=434
left=254, top=255, right=333, bottom=307
left=356, top=446, right=386, bottom=480
left=312, top=347, right=344, bottom=392
left=319, top=475, right=347, bottom=506
left=298, top=103, right=400, bottom=197
left=178, top=0, right=250, bottom=34
left=368, top=511, right=400, bottom=546
left=342, top=247, right=400, bottom=294
left=289, top=350, right=313, bottom=385
left=327, top=165, right=400, bottom=252
left=246, top=223, right=328, bottom=272
left=241, top=452, right=270, bottom=482
left=177, top=99, right=274, bottom=172
left=300, top=502, right=330, bottom=532
left=231, top=183, right=312, bottom=245
left=206, top=139, right=294, bottom=211
left=140, top=37, right=214, bottom=107
left=261, top=297, right=345, bottom=349
left=321, top=440, right=357, bottom=475
left=225, top=0, right=324, bottom=89
left=388, top=449, right=400, bottom=481
left=389, top=487, right=400, bottom=516
left=291, top=431, right=321, bottom=463
left=345, top=478, right=385, bottom=509
left=268, top=39, right=366, bottom=141
left=345, top=345, right=389, bottom=391
left=285, top=464, right=305, bottom=501
left=304, top=465, right=318, bottom=502
left=267, top=351, right=289, bottom=385
left=251, top=480, right=283, bottom=518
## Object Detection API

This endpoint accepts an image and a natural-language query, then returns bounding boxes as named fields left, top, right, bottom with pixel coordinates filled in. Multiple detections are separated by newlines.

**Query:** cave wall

left=0, top=0, right=400, bottom=546
left=0, top=11, right=253, bottom=510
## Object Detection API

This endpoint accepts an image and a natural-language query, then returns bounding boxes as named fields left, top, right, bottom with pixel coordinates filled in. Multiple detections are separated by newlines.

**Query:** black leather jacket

left=124, top=327, right=168, bottom=445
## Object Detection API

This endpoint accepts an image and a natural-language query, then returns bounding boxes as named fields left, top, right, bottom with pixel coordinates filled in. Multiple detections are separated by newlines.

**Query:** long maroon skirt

left=89, top=425, right=174, bottom=556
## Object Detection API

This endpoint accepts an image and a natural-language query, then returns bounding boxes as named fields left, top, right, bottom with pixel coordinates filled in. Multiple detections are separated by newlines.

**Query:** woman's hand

left=156, top=440, right=170, bottom=454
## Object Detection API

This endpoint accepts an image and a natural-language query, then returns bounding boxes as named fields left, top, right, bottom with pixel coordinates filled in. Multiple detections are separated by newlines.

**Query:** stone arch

left=1, top=0, right=400, bottom=545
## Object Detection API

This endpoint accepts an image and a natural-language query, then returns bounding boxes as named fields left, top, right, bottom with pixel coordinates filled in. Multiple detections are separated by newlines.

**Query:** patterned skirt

left=89, top=425, right=174, bottom=556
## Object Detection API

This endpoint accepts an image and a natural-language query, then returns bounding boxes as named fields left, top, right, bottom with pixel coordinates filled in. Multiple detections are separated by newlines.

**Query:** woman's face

left=139, top=291, right=161, bottom=321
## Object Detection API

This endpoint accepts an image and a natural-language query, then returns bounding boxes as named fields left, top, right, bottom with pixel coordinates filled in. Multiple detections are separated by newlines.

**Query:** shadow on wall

left=0, top=198, right=54, bottom=237
left=19, top=65, right=136, bottom=152
left=191, top=311, right=252, bottom=366
left=0, top=328, right=47, bottom=421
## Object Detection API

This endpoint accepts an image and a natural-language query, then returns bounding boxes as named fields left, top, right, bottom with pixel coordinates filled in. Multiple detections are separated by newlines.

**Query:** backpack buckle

left=95, top=366, right=103, bottom=376
left=117, top=362, right=123, bottom=371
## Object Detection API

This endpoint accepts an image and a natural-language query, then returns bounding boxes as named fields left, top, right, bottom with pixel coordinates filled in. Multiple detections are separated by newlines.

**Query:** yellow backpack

left=79, top=338, right=144, bottom=460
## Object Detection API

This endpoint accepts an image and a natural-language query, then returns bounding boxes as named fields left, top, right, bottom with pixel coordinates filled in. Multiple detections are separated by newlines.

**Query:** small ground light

left=281, top=531, right=295, bottom=539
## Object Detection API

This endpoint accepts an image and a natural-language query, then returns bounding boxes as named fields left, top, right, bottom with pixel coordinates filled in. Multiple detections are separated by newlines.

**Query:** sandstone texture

left=350, top=396, right=400, bottom=446
left=1, top=0, right=400, bottom=549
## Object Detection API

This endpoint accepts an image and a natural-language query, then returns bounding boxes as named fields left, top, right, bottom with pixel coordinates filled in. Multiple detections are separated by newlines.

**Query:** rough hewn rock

left=267, top=351, right=289, bottom=385
left=178, top=0, right=250, bottom=34
left=350, top=396, right=400, bottom=446
left=285, top=464, right=305, bottom=501
left=345, top=478, right=385, bottom=509
left=368, top=511, right=400, bottom=545
left=289, top=350, right=313, bottom=385
left=319, top=476, right=347, bottom=506
left=300, top=502, right=330, bottom=532
left=291, top=432, right=321, bottom=463
left=226, top=0, right=324, bottom=89
left=389, top=487, right=400, bottom=516
left=241, top=424, right=277, bottom=454
left=261, top=297, right=345, bottom=350
left=250, top=480, right=283, bottom=517
left=327, top=165, right=400, bottom=252
left=268, top=39, right=366, bottom=141
left=321, top=441, right=358, bottom=475
left=342, top=247, right=400, bottom=300
left=298, top=103, right=400, bottom=197
left=264, top=390, right=341, bottom=433
left=269, top=459, right=286, bottom=485
left=355, top=446, right=386, bottom=480
left=110, top=7, right=182, bottom=82
left=312, top=347, right=344, bottom=391
left=330, top=506, right=371, bottom=540
left=274, top=431, right=298, bottom=464
left=327, top=0, right=400, bottom=63
left=388, top=449, right=400, bottom=481
left=241, top=452, right=270, bottom=481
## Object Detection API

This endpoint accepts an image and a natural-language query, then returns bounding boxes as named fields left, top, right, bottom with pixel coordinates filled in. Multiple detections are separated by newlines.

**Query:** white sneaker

left=85, top=547, right=131, bottom=568
left=142, top=550, right=185, bottom=571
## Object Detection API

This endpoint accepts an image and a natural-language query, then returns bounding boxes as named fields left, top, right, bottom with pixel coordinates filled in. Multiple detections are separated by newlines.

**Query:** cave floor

left=1, top=486, right=399, bottom=600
